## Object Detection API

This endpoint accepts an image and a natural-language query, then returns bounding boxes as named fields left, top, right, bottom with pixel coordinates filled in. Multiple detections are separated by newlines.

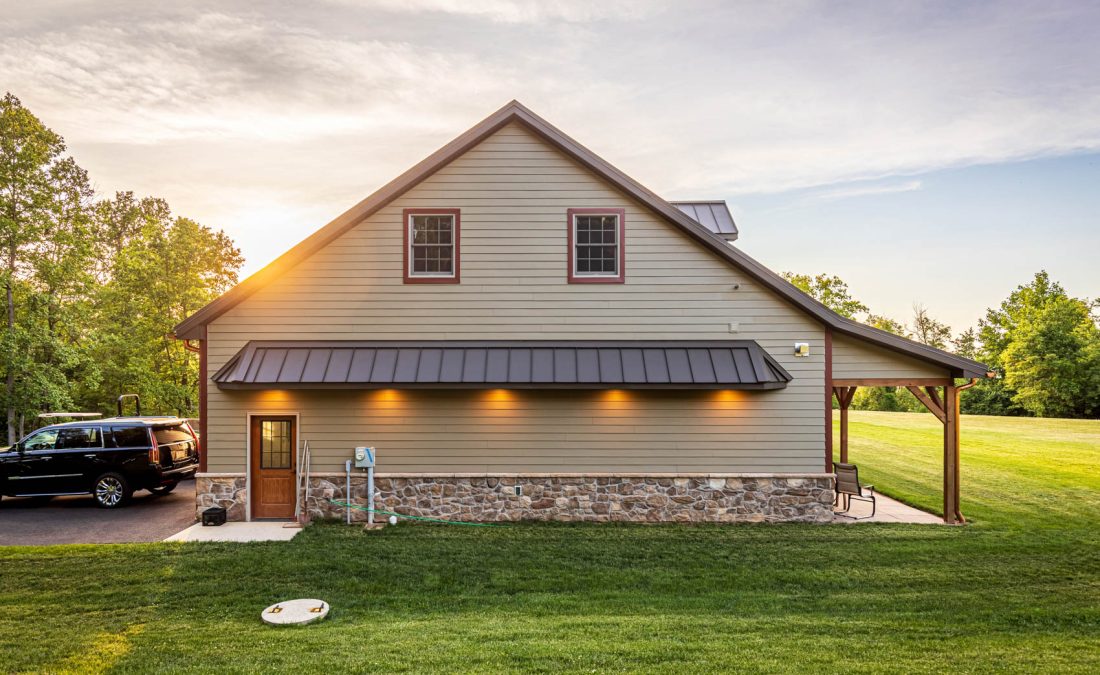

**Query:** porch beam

left=832, top=377, right=952, bottom=387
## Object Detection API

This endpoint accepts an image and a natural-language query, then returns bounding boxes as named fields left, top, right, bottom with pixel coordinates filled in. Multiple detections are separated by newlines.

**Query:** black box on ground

left=202, top=506, right=227, bottom=526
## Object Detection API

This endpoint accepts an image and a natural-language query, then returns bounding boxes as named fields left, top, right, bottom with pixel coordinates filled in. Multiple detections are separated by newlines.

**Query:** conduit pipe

left=345, top=460, right=352, bottom=525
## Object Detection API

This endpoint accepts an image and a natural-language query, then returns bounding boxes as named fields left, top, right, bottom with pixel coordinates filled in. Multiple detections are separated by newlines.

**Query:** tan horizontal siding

left=206, top=122, right=827, bottom=474
left=205, top=390, right=823, bottom=473
left=832, top=334, right=950, bottom=380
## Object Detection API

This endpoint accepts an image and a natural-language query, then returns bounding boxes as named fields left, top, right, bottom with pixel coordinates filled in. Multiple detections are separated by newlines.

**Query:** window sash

left=408, top=214, right=456, bottom=277
left=573, top=214, right=619, bottom=276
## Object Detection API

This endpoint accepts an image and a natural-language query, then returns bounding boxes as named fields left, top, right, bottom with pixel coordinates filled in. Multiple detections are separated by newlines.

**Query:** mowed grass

left=1, top=413, right=1097, bottom=673
left=840, top=411, right=1100, bottom=528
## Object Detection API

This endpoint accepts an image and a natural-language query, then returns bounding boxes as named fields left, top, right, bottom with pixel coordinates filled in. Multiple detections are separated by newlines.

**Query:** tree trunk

left=5, top=267, right=15, bottom=445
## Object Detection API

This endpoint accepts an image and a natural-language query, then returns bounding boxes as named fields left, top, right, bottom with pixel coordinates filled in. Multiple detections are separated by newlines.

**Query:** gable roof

left=672, top=201, right=738, bottom=240
left=175, top=101, right=990, bottom=379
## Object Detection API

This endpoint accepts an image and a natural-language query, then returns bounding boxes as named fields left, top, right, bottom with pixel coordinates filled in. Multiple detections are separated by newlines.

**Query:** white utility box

left=354, top=446, right=375, bottom=468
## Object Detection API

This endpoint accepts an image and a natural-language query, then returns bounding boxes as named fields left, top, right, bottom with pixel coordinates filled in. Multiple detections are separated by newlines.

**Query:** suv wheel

left=93, top=473, right=132, bottom=509
left=149, top=481, right=178, bottom=496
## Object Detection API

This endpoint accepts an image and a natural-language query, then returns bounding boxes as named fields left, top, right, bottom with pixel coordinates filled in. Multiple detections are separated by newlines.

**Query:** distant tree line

left=782, top=271, right=1100, bottom=419
left=1, top=93, right=242, bottom=443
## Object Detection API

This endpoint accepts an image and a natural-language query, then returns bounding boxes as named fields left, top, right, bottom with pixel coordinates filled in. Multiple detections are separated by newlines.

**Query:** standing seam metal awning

left=211, top=341, right=792, bottom=390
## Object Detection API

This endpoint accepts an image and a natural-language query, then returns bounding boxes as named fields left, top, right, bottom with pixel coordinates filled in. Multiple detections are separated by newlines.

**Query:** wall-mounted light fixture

left=794, top=342, right=810, bottom=357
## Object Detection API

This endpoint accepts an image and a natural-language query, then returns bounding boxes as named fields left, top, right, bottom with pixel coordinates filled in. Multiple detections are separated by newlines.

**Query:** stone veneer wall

left=197, top=473, right=835, bottom=523
left=195, top=474, right=247, bottom=521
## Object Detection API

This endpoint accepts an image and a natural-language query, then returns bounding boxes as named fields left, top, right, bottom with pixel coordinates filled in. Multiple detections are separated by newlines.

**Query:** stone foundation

left=194, top=474, right=247, bottom=521
left=196, top=473, right=834, bottom=524
left=307, top=473, right=835, bottom=524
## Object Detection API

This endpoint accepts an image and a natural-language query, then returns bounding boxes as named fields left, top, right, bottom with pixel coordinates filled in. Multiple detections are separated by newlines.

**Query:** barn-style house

left=175, top=102, right=989, bottom=524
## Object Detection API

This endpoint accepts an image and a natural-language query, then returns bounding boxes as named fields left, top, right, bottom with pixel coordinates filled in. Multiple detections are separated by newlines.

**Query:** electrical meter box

left=354, top=446, right=375, bottom=468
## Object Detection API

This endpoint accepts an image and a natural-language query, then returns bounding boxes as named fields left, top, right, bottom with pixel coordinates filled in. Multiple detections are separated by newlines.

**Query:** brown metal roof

left=212, top=341, right=792, bottom=390
left=671, top=201, right=738, bottom=240
left=175, top=101, right=990, bottom=379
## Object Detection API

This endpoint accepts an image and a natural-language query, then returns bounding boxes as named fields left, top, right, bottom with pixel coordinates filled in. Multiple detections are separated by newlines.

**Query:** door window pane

left=260, top=420, right=292, bottom=469
left=22, top=429, right=59, bottom=451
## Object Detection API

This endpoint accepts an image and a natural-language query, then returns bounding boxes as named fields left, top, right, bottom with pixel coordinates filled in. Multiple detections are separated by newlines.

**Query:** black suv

left=0, top=418, right=200, bottom=508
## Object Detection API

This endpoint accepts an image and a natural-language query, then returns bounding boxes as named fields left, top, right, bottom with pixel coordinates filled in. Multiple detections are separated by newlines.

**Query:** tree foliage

left=0, top=93, right=98, bottom=442
left=909, top=304, right=952, bottom=350
left=784, top=266, right=1099, bottom=419
left=0, top=92, right=241, bottom=440
left=971, top=272, right=1099, bottom=418
left=782, top=272, right=869, bottom=319
left=865, top=313, right=909, bottom=337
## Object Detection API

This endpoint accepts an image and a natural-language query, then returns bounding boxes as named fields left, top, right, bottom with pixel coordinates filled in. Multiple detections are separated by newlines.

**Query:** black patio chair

left=833, top=462, right=876, bottom=519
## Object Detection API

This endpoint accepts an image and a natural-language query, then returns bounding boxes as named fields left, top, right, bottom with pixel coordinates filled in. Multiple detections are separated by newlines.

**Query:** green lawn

left=1, top=412, right=1098, bottom=673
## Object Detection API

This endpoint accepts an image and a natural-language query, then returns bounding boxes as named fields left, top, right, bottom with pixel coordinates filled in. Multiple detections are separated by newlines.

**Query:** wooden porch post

left=824, top=329, right=833, bottom=473
left=907, top=383, right=959, bottom=524
left=943, top=384, right=958, bottom=524
left=832, top=386, right=856, bottom=464
left=840, top=392, right=849, bottom=464
left=947, top=384, right=969, bottom=524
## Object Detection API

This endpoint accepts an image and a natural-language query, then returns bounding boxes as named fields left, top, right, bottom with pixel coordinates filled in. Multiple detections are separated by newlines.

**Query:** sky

left=2, top=0, right=1098, bottom=332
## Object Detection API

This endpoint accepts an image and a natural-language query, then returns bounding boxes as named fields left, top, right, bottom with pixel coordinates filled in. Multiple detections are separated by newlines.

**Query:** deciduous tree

left=0, top=92, right=89, bottom=442
left=909, top=304, right=952, bottom=349
left=782, top=272, right=869, bottom=319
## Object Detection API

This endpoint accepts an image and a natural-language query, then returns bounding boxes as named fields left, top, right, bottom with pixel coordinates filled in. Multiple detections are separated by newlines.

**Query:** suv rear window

left=154, top=427, right=194, bottom=445
left=111, top=427, right=151, bottom=448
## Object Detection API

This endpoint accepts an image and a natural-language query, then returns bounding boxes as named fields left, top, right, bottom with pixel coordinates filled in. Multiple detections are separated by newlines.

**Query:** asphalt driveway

left=0, top=479, right=196, bottom=545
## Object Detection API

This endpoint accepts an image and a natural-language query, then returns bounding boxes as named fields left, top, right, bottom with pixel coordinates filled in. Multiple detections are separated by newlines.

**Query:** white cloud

left=0, top=11, right=522, bottom=145
left=1, top=0, right=1099, bottom=281
left=348, top=0, right=659, bottom=24
left=813, top=180, right=923, bottom=202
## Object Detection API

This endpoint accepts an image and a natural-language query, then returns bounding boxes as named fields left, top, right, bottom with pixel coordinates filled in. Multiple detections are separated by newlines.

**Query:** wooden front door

left=250, top=416, right=296, bottom=519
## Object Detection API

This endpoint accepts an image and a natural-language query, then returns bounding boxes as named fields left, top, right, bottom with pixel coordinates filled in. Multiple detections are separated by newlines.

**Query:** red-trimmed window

left=403, top=208, right=460, bottom=284
left=567, top=208, right=625, bottom=283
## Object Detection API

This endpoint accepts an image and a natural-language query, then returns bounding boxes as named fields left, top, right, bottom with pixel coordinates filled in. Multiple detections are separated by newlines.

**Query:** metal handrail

left=294, top=440, right=311, bottom=524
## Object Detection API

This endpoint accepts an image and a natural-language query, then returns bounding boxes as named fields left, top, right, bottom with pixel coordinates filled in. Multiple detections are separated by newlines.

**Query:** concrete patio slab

left=834, top=492, right=943, bottom=524
left=164, top=521, right=302, bottom=542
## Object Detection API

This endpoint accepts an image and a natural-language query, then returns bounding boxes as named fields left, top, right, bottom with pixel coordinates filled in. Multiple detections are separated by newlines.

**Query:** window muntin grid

left=573, top=214, right=619, bottom=276
left=409, top=214, right=455, bottom=276
left=260, top=420, right=292, bottom=470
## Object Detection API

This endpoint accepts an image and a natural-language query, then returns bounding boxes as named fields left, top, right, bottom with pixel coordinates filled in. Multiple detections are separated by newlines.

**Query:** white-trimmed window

left=568, top=208, right=625, bottom=283
left=404, top=208, right=460, bottom=283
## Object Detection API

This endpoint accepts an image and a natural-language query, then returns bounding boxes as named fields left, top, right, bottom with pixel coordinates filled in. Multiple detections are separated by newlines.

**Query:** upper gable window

left=567, top=208, right=625, bottom=284
left=403, top=208, right=460, bottom=284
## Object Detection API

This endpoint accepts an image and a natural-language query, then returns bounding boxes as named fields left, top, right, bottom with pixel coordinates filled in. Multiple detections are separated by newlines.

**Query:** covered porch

left=828, top=377, right=980, bottom=524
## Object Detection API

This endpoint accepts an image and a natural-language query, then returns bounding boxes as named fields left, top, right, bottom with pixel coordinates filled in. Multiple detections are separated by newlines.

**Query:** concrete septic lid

left=261, top=599, right=330, bottom=626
